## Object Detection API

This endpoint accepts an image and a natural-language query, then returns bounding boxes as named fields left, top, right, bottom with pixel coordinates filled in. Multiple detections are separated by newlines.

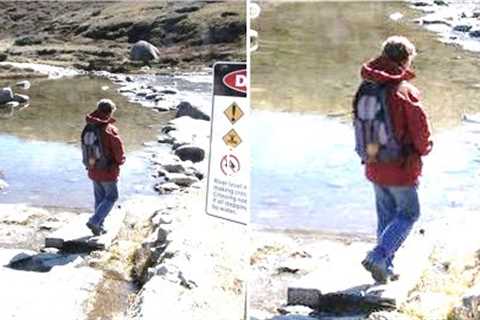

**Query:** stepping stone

left=287, top=228, right=434, bottom=313
left=45, top=208, right=125, bottom=252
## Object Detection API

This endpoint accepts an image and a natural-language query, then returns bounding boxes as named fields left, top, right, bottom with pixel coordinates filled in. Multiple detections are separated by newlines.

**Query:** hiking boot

left=386, top=268, right=400, bottom=282
left=86, top=222, right=106, bottom=236
left=361, top=251, right=389, bottom=284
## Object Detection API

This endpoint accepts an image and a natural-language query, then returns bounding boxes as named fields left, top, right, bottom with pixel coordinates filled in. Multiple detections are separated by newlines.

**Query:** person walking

left=82, top=98, right=125, bottom=236
left=354, top=36, right=433, bottom=283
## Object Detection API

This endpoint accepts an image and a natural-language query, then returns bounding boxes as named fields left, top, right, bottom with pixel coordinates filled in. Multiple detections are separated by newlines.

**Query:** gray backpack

left=81, top=124, right=111, bottom=170
left=353, top=81, right=403, bottom=164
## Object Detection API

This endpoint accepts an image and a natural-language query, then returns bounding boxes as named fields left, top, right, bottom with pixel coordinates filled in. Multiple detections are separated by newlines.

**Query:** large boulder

left=174, top=144, right=205, bottom=163
left=175, top=101, right=210, bottom=121
left=0, top=87, right=14, bottom=104
left=130, top=40, right=160, bottom=63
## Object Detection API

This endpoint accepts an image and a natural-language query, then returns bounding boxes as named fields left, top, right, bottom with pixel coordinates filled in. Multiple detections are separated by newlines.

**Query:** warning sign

left=224, top=102, right=244, bottom=124
left=223, top=129, right=242, bottom=149
left=206, top=62, right=249, bottom=225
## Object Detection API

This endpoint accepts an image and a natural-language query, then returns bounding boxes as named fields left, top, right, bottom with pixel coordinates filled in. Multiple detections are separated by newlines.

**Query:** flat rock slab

left=45, top=208, right=125, bottom=252
left=0, top=248, right=101, bottom=320
left=287, top=229, right=434, bottom=314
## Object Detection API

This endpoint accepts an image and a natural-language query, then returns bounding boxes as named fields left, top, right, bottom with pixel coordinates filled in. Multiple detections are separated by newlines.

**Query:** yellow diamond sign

left=223, top=129, right=242, bottom=148
left=224, top=102, right=244, bottom=125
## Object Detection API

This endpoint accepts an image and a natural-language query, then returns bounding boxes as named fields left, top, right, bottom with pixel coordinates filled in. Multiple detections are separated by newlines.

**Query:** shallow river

left=251, top=1, right=480, bottom=234
left=0, top=75, right=174, bottom=210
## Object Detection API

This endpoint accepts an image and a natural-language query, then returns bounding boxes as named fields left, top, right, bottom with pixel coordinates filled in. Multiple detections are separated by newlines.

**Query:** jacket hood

left=361, top=56, right=415, bottom=84
left=86, top=110, right=116, bottom=125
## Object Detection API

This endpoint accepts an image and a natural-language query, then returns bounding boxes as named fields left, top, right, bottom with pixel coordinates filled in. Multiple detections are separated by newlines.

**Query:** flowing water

left=251, top=1, right=480, bottom=233
left=0, top=75, right=171, bottom=210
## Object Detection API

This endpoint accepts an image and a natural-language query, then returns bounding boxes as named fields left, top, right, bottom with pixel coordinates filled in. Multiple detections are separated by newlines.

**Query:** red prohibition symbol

left=220, top=154, right=240, bottom=176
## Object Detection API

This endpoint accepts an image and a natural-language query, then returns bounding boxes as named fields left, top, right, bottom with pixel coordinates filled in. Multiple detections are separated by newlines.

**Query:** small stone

left=433, top=0, right=448, bottom=5
left=165, top=173, right=199, bottom=187
left=16, top=80, right=30, bottom=90
left=5, top=101, right=20, bottom=108
left=160, top=89, right=178, bottom=95
left=469, top=29, right=480, bottom=38
left=154, top=182, right=180, bottom=194
left=174, top=145, right=206, bottom=163
left=0, top=87, right=14, bottom=104
left=13, top=94, right=29, bottom=103
left=154, top=106, right=170, bottom=112
left=175, top=101, right=210, bottom=121
left=157, top=134, right=175, bottom=144
left=146, top=93, right=158, bottom=100
left=453, top=24, right=472, bottom=33
left=162, top=164, right=186, bottom=173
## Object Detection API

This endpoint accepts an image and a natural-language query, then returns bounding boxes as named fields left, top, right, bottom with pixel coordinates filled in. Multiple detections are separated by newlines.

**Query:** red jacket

left=360, top=56, right=432, bottom=186
left=85, top=110, right=126, bottom=182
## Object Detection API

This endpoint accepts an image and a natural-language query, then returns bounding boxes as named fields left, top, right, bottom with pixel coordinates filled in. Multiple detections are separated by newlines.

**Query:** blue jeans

left=89, top=180, right=119, bottom=227
left=371, top=184, right=420, bottom=269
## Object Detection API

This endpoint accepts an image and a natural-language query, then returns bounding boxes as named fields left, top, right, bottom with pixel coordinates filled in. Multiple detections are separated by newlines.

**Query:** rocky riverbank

left=409, top=0, right=480, bottom=52
left=0, top=1, right=246, bottom=73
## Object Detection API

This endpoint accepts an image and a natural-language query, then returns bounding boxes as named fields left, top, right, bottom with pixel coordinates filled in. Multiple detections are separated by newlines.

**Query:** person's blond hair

left=381, top=36, right=417, bottom=64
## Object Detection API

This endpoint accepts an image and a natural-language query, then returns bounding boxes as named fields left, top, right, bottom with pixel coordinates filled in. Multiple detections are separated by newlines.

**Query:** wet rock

left=0, top=87, right=14, bottom=104
left=126, top=76, right=134, bottom=82
left=174, top=144, right=206, bottom=163
left=412, top=1, right=432, bottom=6
left=5, top=101, right=20, bottom=108
left=154, top=182, right=180, bottom=194
left=136, top=90, right=150, bottom=97
left=469, top=29, right=480, bottom=38
left=421, top=17, right=451, bottom=26
left=159, top=89, right=178, bottom=95
left=221, top=12, right=239, bottom=18
left=162, top=163, right=186, bottom=174
left=130, top=40, right=160, bottom=63
left=433, top=0, right=448, bottom=5
left=13, top=94, right=29, bottom=103
left=175, top=6, right=200, bottom=14
left=16, top=80, right=31, bottom=90
left=0, top=52, right=7, bottom=62
left=454, top=24, right=473, bottom=32
left=175, top=101, right=210, bottom=121
left=14, top=35, right=43, bottom=46
left=157, top=134, right=175, bottom=144
left=165, top=173, right=199, bottom=187
left=145, top=93, right=158, bottom=100
left=184, top=167, right=204, bottom=180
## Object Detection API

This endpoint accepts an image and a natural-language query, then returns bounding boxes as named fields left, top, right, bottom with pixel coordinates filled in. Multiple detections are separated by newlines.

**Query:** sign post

left=206, top=62, right=249, bottom=225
